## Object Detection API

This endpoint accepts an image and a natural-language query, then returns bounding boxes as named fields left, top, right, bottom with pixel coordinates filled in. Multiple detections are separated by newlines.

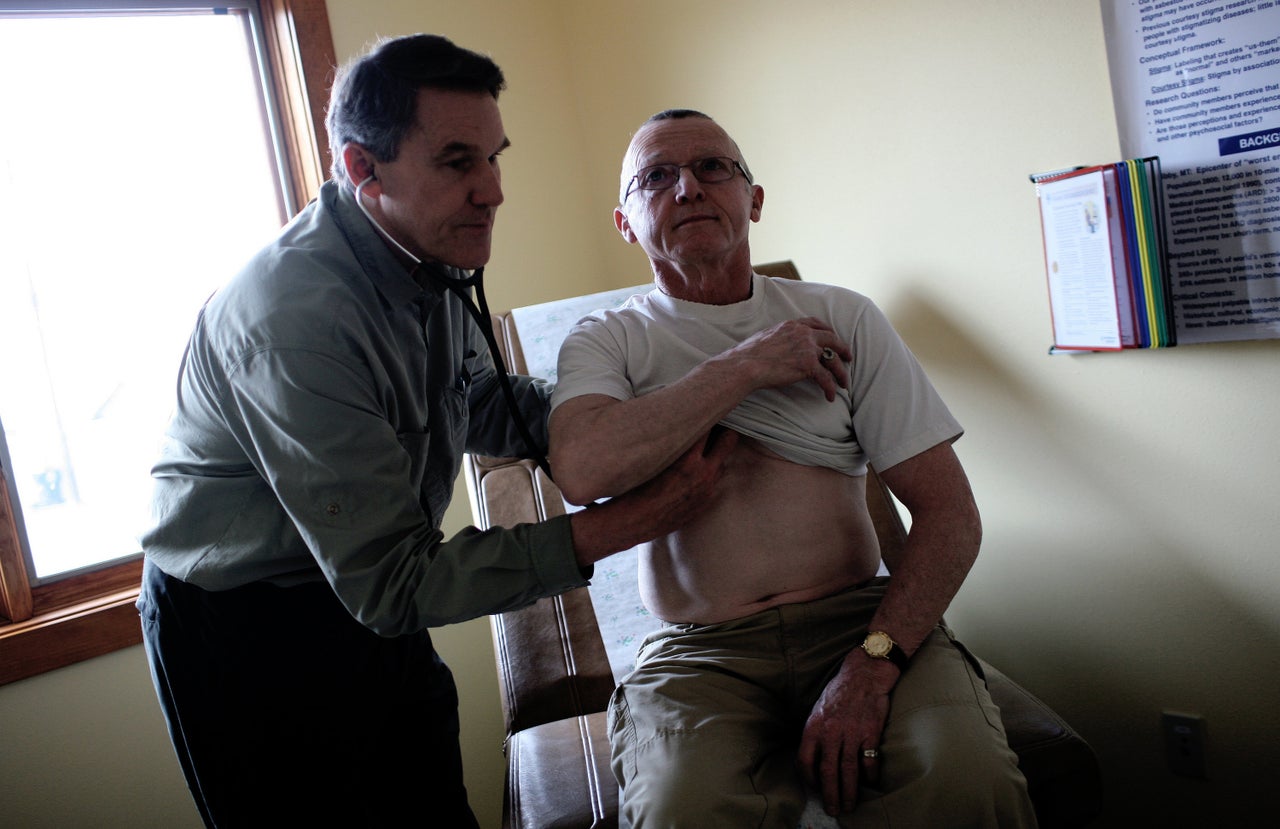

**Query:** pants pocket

left=937, top=625, right=1005, bottom=731
left=608, top=684, right=637, bottom=786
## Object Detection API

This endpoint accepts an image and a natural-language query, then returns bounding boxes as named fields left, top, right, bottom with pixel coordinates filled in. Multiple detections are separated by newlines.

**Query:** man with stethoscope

left=137, top=34, right=734, bottom=828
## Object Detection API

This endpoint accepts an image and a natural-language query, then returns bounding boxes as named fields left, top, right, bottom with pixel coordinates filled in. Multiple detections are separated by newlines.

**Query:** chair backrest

left=464, top=261, right=907, bottom=737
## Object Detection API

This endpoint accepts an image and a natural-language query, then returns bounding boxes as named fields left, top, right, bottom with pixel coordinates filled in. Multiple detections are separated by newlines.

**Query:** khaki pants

left=608, top=579, right=1038, bottom=829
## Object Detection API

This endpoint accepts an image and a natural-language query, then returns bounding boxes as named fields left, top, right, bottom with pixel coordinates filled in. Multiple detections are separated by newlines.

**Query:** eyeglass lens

left=635, top=156, right=738, bottom=191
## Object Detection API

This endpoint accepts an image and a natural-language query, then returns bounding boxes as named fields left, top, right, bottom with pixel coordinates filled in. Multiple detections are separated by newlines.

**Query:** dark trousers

left=138, top=560, right=480, bottom=829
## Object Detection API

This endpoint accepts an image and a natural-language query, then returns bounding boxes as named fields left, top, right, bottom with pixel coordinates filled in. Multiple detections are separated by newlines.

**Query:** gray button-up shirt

left=142, top=180, right=584, bottom=635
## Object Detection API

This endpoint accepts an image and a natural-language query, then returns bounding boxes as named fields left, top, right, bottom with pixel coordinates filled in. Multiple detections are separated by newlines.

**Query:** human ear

left=750, top=184, right=764, bottom=223
left=614, top=207, right=638, bottom=244
left=341, top=143, right=380, bottom=192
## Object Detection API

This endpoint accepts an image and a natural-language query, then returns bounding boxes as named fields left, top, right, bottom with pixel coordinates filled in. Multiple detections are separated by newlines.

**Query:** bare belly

left=640, top=436, right=882, bottom=624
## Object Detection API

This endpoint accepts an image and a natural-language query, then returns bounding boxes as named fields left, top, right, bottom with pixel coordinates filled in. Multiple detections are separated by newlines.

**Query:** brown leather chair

left=464, top=262, right=1103, bottom=829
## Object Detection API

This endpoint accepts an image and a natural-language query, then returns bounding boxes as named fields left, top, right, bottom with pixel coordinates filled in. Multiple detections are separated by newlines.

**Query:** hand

left=569, top=426, right=738, bottom=564
left=723, top=317, right=852, bottom=402
left=622, top=425, right=739, bottom=536
left=796, top=651, right=898, bottom=816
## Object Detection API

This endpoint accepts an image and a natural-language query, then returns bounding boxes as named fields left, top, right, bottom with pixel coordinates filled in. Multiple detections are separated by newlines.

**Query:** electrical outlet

left=1162, top=711, right=1208, bottom=779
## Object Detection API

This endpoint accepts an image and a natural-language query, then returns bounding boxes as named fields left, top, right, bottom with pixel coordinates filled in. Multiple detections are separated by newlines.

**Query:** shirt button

left=326, top=502, right=341, bottom=516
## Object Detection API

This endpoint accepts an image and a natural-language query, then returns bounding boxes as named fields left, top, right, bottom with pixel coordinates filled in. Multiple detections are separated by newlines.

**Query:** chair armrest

left=491, top=588, right=616, bottom=736
left=465, top=454, right=616, bottom=736
left=504, top=713, right=617, bottom=829
left=982, top=659, right=1104, bottom=829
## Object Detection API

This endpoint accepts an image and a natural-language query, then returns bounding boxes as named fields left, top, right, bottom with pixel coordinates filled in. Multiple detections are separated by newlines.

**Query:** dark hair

left=645, top=108, right=713, bottom=124
left=326, top=34, right=506, bottom=186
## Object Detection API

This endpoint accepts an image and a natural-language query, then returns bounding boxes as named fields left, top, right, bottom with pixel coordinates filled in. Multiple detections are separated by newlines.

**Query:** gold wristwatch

left=861, top=630, right=909, bottom=671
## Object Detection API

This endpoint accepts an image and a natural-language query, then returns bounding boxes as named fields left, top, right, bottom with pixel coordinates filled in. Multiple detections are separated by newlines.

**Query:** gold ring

left=821, top=347, right=836, bottom=361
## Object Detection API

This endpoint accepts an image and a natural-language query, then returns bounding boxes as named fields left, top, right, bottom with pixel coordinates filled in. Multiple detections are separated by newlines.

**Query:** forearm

left=550, top=355, right=757, bottom=504
left=865, top=503, right=981, bottom=657
left=325, top=517, right=586, bottom=635
left=567, top=498, right=659, bottom=567
left=565, top=426, right=739, bottom=567
left=552, top=316, right=852, bottom=504
left=867, top=441, right=981, bottom=658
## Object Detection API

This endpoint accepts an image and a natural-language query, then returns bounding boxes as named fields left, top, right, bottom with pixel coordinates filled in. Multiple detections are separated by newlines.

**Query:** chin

left=456, top=255, right=491, bottom=271
left=450, top=243, right=492, bottom=272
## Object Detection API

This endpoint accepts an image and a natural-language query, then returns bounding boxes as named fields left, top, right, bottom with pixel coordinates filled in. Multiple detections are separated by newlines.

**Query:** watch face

left=864, top=632, right=893, bottom=658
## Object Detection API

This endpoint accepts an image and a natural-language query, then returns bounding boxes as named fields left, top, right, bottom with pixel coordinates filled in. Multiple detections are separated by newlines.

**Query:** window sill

left=0, top=560, right=143, bottom=687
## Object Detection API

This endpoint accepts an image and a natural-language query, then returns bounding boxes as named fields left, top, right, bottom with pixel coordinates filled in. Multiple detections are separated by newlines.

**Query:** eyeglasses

left=624, top=156, right=749, bottom=200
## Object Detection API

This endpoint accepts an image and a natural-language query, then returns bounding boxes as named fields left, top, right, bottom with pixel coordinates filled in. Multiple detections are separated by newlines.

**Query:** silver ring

left=862, top=748, right=878, bottom=759
left=821, top=347, right=836, bottom=361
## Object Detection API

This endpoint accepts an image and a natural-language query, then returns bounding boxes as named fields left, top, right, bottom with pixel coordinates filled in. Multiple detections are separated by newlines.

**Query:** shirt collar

left=322, top=180, right=461, bottom=307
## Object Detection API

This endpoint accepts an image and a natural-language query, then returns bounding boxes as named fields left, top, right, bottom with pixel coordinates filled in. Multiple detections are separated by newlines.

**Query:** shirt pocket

left=401, top=384, right=469, bottom=523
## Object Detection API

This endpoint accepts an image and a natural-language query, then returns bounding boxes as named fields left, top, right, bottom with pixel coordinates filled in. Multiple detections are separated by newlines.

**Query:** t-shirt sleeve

left=550, top=315, right=636, bottom=410
left=846, top=299, right=963, bottom=472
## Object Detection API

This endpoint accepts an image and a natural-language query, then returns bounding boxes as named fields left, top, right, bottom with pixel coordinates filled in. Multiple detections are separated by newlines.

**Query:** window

left=0, top=0, right=334, bottom=686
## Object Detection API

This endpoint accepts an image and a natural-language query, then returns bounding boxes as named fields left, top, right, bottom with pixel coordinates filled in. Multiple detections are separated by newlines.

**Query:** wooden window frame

left=0, top=0, right=334, bottom=687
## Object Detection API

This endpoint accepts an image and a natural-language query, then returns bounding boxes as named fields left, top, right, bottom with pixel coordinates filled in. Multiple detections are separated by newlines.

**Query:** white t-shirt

left=551, top=273, right=961, bottom=476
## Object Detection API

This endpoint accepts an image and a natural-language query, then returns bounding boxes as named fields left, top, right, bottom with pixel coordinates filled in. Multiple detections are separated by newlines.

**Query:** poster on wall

left=1101, top=0, right=1280, bottom=344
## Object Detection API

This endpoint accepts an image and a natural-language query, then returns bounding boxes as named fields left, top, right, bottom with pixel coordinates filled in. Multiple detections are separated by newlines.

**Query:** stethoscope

left=354, top=175, right=552, bottom=478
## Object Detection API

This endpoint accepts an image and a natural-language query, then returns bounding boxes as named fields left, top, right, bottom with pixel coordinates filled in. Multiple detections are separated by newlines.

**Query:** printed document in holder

left=1032, top=158, right=1173, bottom=352
left=1035, top=167, right=1126, bottom=351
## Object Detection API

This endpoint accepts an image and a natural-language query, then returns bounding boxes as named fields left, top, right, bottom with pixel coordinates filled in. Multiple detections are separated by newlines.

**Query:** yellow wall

left=1, top=1, right=1277, bottom=827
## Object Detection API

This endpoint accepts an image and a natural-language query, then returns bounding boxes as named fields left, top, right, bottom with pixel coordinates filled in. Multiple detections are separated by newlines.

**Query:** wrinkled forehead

left=624, top=118, right=738, bottom=170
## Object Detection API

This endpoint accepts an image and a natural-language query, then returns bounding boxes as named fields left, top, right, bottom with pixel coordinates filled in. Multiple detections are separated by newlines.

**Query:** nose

left=672, top=167, right=705, bottom=203
left=471, top=159, right=505, bottom=207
